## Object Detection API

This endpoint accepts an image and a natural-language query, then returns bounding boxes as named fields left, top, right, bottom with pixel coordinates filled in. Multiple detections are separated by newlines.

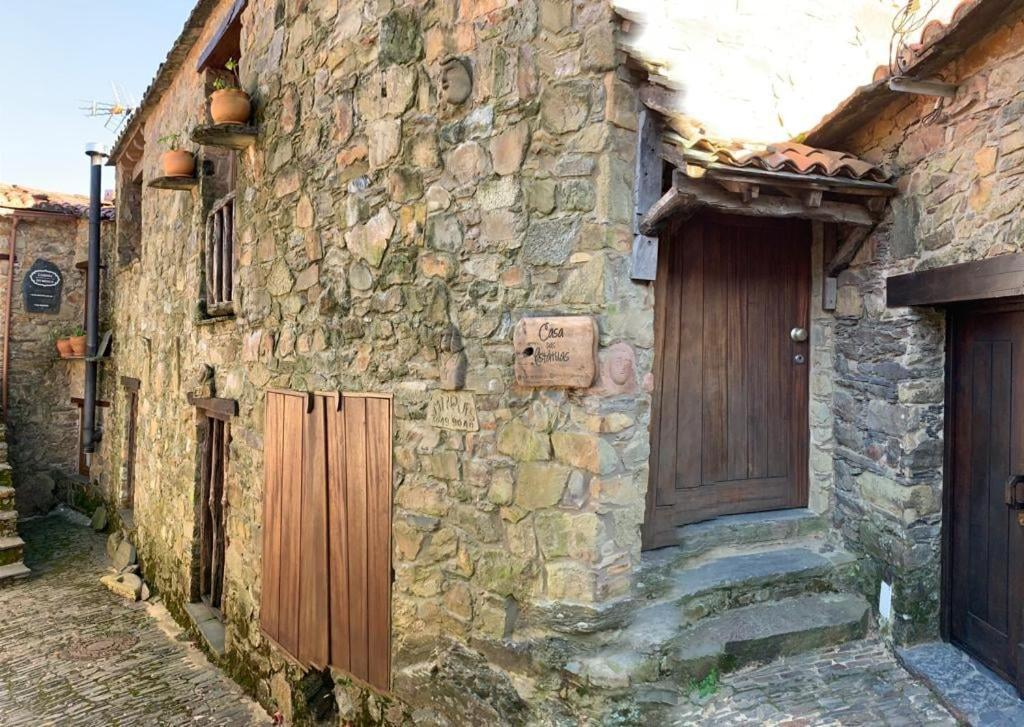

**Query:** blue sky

left=0, top=1, right=196, bottom=196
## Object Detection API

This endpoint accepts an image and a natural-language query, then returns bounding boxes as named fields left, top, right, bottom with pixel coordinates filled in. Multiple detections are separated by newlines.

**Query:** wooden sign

left=427, top=391, right=479, bottom=431
left=22, top=258, right=63, bottom=314
left=513, top=316, right=597, bottom=388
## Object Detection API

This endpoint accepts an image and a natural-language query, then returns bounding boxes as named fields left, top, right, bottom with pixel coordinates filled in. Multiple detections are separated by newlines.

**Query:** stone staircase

left=565, top=509, right=873, bottom=716
left=0, top=423, right=28, bottom=585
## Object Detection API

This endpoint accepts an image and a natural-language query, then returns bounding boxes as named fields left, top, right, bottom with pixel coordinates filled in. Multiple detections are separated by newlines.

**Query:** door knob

left=790, top=327, right=808, bottom=342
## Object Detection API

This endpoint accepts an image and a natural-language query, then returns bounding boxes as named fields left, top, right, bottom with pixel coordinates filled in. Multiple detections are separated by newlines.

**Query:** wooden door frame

left=940, top=297, right=1024, bottom=646
left=642, top=212, right=812, bottom=548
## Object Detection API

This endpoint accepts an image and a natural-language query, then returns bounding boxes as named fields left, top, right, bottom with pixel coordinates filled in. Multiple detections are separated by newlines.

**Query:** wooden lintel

left=826, top=226, right=873, bottom=278
left=670, top=172, right=876, bottom=227
left=804, top=190, right=823, bottom=208
left=887, top=254, right=1024, bottom=307
left=188, top=395, right=239, bottom=419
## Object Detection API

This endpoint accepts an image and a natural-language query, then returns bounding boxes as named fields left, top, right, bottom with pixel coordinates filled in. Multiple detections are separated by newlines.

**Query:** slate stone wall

left=101, top=0, right=651, bottom=721
left=0, top=213, right=90, bottom=515
left=828, top=10, right=1024, bottom=643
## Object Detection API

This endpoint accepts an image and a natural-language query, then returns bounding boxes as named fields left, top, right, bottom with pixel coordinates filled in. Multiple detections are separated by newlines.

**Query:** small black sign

left=22, top=258, right=63, bottom=314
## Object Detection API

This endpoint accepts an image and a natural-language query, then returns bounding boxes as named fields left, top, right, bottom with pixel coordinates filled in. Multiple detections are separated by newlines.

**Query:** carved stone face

left=438, top=324, right=464, bottom=354
left=440, top=57, right=473, bottom=105
left=609, top=349, right=634, bottom=386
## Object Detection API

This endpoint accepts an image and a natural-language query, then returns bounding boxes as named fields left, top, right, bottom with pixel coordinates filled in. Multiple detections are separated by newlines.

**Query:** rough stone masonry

left=97, top=0, right=652, bottom=722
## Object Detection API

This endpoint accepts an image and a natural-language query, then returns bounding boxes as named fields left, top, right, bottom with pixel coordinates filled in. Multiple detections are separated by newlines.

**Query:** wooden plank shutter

left=261, top=390, right=392, bottom=690
left=261, top=390, right=327, bottom=664
left=325, top=393, right=392, bottom=691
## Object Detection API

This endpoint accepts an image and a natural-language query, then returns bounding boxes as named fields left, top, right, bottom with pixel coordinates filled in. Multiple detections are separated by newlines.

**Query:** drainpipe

left=1, top=214, right=18, bottom=418
left=82, top=144, right=108, bottom=461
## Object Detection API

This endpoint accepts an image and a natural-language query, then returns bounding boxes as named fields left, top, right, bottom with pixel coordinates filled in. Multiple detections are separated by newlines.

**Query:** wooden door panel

left=949, top=306, right=1024, bottom=690
left=644, top=214, right=810, bottom=549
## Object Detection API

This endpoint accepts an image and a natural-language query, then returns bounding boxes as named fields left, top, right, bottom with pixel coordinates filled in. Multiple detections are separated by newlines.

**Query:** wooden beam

left=804, top=190, right=823, bottom=208
left=188, top=394, right=239, bottom=420
left=670, top=172, right=876, bottom=227
left=638, top=186, right=697, bottom=235
left=826, top=226, right=873, bottom=277
left=887, top=254, right=1024, bottom=307
left=631, top=108, right=661, bottom=281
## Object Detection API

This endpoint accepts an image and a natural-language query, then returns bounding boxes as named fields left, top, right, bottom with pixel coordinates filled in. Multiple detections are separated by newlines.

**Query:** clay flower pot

left=161, top=150, right=195, bottom=178
left=56, top=338, right=73, bottom=358
left=69, top=335, right=86, bottom=358
left=210, top=89, right=252, bottom=125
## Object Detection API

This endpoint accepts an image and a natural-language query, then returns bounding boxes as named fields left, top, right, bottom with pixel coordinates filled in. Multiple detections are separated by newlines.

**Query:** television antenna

left=80, top=82, right=136, bottom=133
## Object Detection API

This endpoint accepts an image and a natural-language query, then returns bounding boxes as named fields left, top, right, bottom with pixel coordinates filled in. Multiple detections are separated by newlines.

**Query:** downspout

left=1, top=213, right=18, bottom=417
left=82, top=144, right=108, bottom=460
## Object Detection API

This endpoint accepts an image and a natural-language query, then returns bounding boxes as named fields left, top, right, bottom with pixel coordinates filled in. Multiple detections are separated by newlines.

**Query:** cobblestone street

left=672, top=638, right=958, bottom=726
left=0, top=514, right=271, bottom=726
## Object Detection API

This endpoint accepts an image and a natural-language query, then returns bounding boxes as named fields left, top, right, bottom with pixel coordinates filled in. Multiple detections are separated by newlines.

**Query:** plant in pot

left=159, top=133, right=196, bottom=178
left=51, top=324, right=73, bottom=358
left=68, top=325, right=87, bottom=358
left=209, top=59, right=252, bottom=125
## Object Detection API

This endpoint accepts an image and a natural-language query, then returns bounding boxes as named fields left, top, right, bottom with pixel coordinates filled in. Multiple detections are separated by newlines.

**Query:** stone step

left=676, top=509, right=826, bottom=561
left=670, top=592, right=871, bottom=682
left=0, top=510, right=17, bottom=537
left=0, top=536, right=24, bottom=567
left=670, top=541, right=860, bottom=624
left=0, top=561, right=30, bottom=585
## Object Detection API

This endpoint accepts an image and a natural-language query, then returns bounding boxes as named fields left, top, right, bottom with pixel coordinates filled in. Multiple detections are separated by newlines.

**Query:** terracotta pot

left=69, top=335, right=86, bottom=358
left=161, top=150, right=195, bottom=178
left=56, top=338, right=73, bottom=358
left=210, top=89, right=252, bottom=125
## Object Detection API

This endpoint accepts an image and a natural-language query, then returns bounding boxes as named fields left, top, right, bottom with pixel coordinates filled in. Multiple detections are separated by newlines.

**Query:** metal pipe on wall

left=1, top=214, right=19, bottom=417
left=82, top=144, right=108, bottom=459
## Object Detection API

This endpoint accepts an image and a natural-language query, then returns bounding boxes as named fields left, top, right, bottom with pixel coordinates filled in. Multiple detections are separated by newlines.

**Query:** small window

left=205, top=192, right=235, bottom=316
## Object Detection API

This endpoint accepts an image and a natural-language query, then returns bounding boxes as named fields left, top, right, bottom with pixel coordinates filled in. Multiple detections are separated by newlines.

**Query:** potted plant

left=68, top=325, right=87, bottom=358
left=159, top=133, right=196, bottom=177
left=51, top=324, right=73, bottom=358
left=209, top=59, right=252, bottom=125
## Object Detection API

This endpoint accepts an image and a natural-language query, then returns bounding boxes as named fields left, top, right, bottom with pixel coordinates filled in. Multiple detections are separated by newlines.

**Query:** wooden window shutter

left=261, top=390, right=392, bottom=690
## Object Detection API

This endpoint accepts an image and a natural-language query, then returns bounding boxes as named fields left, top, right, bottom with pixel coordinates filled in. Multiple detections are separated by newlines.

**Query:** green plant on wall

left=211, top=58, right=240, bottom=91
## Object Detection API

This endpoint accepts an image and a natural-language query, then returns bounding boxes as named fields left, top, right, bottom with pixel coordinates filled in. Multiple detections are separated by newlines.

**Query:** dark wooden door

left=643, top=213, right=810, bottom=549
left=948, top=303, right=1024, bottom=692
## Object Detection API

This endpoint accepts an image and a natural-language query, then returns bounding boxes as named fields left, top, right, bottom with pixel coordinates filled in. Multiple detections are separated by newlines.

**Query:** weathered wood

left=669, top=172, right=876, bottom=227
left=298, top=395, right=329, bottom=669
left=638, top=186, right=696, bottom=236
left=210, top=209, right=222, bottom=304
left=278, top=393, right=305, bottom=655
left=344, top=396, right=369, bottom=683
left=191, top=123, right=258, bottom=150
left=260, top=392, right=285, bottom=640
left=196, top=0, right=246, bottom=71
left=187, top=395, right=238, bottom=420
left=366, top=396, right=392, bottom=691
left=887, top=254, right=1024, bottom=308
left=326, top=395, right=351, bottom=672
left=632, top=108, right=662, bottom=281
left=826, top=226, right=873, bottom=277
left=146, top=175, right=198, bottom=191
left=513, top=316, right=598, bottom=388
left=643, top=214, right=811, bottom=549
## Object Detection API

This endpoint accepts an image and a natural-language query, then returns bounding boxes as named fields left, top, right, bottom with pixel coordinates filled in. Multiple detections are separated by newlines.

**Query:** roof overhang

left=807, top=0, right=1024, bottom=148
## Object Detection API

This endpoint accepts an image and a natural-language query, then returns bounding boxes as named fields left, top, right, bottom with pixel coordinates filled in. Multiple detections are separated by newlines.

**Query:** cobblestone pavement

left=672, top=638, right=959, bottom=726
left=0, top=513, right=272, bottom=726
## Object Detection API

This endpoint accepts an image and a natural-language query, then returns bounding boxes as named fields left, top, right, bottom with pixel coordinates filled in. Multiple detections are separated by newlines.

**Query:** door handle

left=1005, top=474, right=1024, bottom=507
left=790, top=327, right=808, bottom=343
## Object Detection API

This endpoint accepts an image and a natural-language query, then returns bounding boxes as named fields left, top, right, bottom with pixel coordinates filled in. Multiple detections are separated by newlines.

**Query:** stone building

left=74, top=0, right=1024, bottom=722
left=0, top=185, right=113, bottom=517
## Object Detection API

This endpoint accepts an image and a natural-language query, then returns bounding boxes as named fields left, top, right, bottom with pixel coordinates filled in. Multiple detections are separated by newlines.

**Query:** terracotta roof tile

left=0, top=184, right=114, bottom=219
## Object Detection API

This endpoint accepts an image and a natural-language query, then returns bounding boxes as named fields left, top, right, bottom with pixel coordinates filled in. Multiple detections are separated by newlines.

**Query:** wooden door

left=948, top=303, right=1024, bottom=693
left=643, top=213, right=811, bottom=549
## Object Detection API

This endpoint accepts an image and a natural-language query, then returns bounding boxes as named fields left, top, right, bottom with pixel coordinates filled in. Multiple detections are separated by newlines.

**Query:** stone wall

left=0, top=212, right=89, bottom=515
left=826, top=9, right=1024, bottom=643
left=100, top=0, right=651, bottom=721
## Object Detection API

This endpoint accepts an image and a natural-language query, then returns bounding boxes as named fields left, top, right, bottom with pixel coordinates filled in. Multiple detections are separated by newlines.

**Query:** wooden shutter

left=325, top=393, right=392, bottom=691
left=261, top=390, right=392, bottom=690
